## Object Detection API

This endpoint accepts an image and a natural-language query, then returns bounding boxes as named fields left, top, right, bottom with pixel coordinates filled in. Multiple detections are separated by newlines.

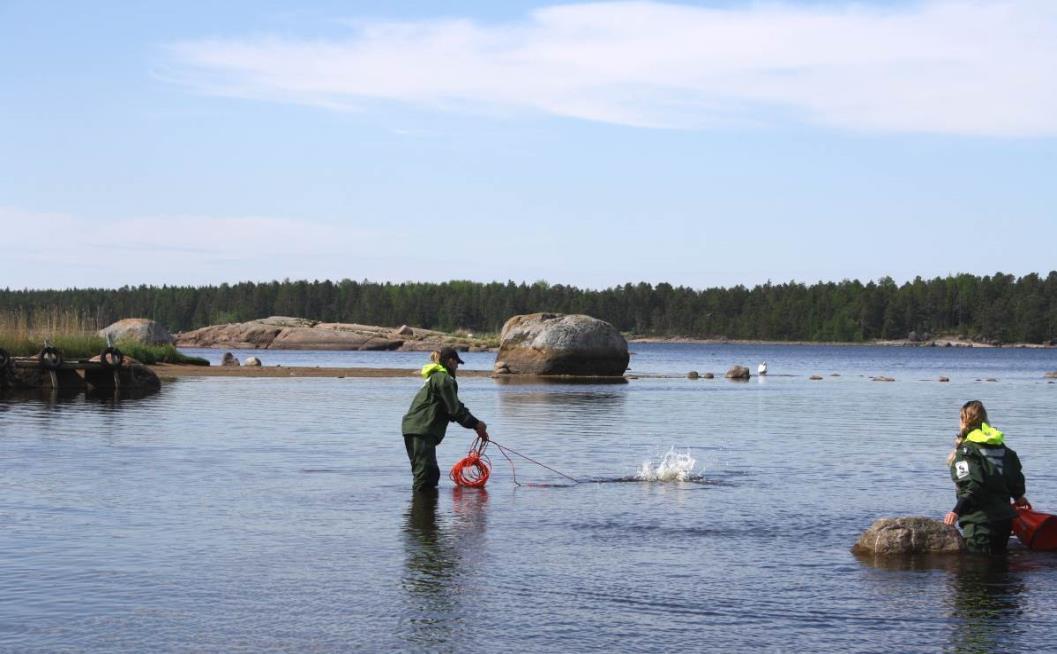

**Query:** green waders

left=404, top=434, right=441, bottom=492
left=961, top=519, right=1014, bottom=555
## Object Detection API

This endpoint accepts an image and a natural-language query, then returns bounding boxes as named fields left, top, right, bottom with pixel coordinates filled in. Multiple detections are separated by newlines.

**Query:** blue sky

left=1, top=0, right=1054, bottom=290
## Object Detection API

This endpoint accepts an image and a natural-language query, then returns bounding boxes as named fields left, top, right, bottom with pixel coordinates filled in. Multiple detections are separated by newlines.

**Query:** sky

left=1, top=0, right=1054, bottom=291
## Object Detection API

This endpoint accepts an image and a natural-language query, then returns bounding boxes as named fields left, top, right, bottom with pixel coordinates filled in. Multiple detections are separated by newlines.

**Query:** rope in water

left=449, top=436, right=492, bottom=488
left=490, top=440, right=579, bottom=485
left=449, top=436, right=579, bottom=488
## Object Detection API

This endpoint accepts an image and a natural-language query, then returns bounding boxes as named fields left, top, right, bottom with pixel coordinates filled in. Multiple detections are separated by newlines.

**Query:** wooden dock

left=1, top=352, right=160, bottom=393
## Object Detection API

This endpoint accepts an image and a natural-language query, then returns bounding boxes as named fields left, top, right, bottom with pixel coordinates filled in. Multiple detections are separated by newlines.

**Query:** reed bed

left=0, top=310, right=208, bottom=365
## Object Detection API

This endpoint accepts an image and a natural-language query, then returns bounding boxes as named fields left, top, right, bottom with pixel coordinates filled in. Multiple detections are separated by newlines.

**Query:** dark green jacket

left=950, top=440, right=1025, bottom=525
left=401, top=363, right=478, bottom=442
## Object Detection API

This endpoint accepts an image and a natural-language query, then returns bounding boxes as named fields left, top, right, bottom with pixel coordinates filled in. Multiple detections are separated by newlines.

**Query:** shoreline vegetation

left=2, top=272, right=1056, bottom=346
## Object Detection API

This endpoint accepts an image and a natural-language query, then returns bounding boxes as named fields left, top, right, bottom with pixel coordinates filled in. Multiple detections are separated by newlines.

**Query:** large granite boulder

left=495, top=313, right=629, bottom=376
left=99, top=318, right=174, bottom=345
left=852, top=517, right=964, bottom=555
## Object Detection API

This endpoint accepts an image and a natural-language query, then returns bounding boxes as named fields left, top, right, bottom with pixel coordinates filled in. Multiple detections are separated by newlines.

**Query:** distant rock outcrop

left=99, top=318, right=174, bottom=345
left=494, top=313, right=628, bottom=376
left=174, top=317, right=489, bottom=352
left=852, top=517, right=964, bottom=555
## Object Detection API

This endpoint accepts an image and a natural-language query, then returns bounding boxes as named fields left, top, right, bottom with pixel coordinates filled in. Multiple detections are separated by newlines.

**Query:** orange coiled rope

left=449, top=436, right=492, bottom=488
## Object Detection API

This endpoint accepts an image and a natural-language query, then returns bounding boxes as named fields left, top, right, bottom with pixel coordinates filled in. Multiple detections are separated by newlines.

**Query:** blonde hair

left=429, top=351, right=441, bottom=364
left=948, top=400, right=989, bottom=465
left=959, top=400, right=989, bottom=440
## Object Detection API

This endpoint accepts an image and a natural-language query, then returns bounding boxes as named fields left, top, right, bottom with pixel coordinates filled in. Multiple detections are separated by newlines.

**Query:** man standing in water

left=401, top=347, right=490, bottom=492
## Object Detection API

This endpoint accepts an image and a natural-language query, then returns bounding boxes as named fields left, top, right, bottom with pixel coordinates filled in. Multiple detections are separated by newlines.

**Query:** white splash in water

left=637, top=447, right=700, bottom=482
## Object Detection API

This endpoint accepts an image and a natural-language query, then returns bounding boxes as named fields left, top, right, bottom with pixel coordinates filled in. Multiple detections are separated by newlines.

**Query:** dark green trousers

left=961, top=519, right=1013, bottom=555
left=404, top=434, right=441, bottom=491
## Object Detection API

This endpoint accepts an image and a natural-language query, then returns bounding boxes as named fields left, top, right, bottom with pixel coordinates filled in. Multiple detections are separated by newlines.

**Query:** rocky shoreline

left=173, top=316, right=496, bottom=352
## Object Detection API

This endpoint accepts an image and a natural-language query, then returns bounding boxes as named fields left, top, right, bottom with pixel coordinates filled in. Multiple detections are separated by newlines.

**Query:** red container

left=1013, top=507, right=1057, bottom=551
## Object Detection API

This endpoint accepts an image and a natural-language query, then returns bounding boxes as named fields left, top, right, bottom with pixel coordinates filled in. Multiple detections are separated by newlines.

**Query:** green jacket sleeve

left=434, top=375, right=479, bottom=430
left=1007, top=448, right=1026, bottom=499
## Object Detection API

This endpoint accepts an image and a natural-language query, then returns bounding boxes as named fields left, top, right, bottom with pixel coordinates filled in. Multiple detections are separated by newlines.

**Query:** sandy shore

left=149, top=363, right=495, bottom=379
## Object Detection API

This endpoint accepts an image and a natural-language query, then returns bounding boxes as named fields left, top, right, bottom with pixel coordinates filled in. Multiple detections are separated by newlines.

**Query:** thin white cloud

left=0, top=207, right=388, bottom=288
left=163, top=0, right=1057, bottom=136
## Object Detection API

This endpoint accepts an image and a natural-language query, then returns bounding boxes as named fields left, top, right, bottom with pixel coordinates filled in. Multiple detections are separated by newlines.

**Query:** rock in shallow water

left=852, top=517, right=964, bottom=555
left=725, top=365, right=750, bottom=380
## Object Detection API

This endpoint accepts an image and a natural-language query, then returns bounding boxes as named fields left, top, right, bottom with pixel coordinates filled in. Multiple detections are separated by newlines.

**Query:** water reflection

left=399, top=488, right=489, bottom=652
left=497, top=388, right=627, bottom=412
left=492, top=376, right=627, bottom=386
left=945, top=556, right=1026, bottom=654
left=856, top=553, right=1028, bottom=653
left=0, top=387, right=156, bottom=407
left=0, top=387, right=84, bottom=410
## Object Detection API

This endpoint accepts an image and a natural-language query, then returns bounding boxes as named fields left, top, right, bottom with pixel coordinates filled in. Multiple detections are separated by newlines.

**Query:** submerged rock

left=852, top=517, right=964, bottom=555
left=495, top=313, right=628, bottom=376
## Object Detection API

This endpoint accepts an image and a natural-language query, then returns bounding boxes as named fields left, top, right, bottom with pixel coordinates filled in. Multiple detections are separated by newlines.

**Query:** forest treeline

left=2, top=272, right=1057, bottom=343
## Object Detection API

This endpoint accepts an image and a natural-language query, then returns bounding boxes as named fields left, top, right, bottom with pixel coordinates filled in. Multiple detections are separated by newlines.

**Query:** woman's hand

left=943, top=512, right=959, bottom=526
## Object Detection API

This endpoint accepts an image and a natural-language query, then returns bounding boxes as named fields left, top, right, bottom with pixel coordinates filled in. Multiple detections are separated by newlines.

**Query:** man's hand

left=1014, top=496, right=1032, bottom=510
left=474, top=421, right=490, bottom=441
left=943, top=511, right=959, bottom=526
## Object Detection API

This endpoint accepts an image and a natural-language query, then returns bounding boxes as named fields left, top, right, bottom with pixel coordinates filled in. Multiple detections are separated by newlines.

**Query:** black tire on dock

left=100, top=347, right=124, bottom=369
left=0, top=348, right=10, bottom=369
left=38, top=346, right=63, bottom=370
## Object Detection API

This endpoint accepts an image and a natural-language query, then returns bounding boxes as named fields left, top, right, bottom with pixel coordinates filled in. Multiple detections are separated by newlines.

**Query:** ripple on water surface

left=3, top=344, right=1057, bottom=652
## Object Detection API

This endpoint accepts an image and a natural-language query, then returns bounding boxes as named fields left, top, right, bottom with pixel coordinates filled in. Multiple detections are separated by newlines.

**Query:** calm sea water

left=3, top=343, right=1057, bottom=652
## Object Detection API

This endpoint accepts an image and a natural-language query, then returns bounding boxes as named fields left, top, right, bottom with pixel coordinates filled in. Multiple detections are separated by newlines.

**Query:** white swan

left=758, top=362, right=768, bottom=376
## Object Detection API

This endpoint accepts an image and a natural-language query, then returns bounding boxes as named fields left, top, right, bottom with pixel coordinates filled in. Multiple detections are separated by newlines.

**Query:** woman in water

left=944, top=400, right=1030, bottom=554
